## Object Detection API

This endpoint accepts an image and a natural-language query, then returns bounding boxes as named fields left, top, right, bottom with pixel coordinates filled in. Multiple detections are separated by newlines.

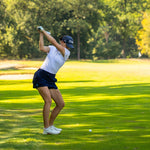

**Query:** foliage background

left=0, top=0, right=150, bottom=59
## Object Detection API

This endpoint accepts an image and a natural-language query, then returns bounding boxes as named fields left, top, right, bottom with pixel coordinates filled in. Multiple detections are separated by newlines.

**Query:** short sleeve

left=47, top=45, right=54, bottom=54
left=64, top=48, right=70, bottom=61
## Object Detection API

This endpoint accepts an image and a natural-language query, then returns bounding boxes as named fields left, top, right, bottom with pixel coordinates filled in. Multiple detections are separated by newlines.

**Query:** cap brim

left=66, top=43, right=74, bottom=49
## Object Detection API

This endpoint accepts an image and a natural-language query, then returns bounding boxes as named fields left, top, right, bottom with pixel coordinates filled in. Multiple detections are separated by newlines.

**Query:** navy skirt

left=33, top=69, right=58, bottom=89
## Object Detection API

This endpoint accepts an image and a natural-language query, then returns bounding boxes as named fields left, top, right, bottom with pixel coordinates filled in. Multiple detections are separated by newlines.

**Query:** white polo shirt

left=40, top=45, right=70, bottom=74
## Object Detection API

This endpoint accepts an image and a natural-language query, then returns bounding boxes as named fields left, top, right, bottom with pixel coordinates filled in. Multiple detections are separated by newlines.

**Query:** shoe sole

left=43, top=131, right=61, bottom=135
left=55, top=129, right=62, bottom=132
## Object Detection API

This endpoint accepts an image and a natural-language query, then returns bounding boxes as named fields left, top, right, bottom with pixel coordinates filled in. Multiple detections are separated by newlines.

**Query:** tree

left=136, top=11, right=150, bottom=57
left=0, top=0, right=39, bottom=58
left=0, top=0, right=18, bottom=58
left=64, top=0, right=101, bottom=60
left=1, top=0, right=149, bottom=59
left=104, top=0, right=149, bottom=58
left=88, top=25, right=121, bottom=59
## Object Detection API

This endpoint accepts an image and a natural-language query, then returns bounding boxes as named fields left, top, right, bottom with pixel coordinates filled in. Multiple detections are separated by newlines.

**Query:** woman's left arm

left=42, top=30, right=65, bottom=56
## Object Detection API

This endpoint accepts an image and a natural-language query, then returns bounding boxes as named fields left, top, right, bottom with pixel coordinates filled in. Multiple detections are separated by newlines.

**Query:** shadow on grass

left=58, top=80, right=95, bottom=83
left=60, top=82, right=150, bottom=97
left=0, top=82, right=150, bottom=150
left=0, top=90, right=38, bottom=101
left=0, top=80, right=31, bottom=85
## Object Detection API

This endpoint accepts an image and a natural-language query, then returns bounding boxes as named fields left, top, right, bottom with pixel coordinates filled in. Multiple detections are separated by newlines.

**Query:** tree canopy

left=0, top=0, right=149, bottom=59
left=136, top=11, right=150, bottom=57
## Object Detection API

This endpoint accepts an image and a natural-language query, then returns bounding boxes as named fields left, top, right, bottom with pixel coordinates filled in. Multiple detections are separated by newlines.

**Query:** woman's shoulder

left=49, top=45, right=56, bottom=49
left=48, top=45, right=57, bottom=52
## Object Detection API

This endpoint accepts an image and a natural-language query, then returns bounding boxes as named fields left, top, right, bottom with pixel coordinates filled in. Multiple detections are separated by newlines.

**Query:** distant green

left=0, top=60, right=150, bottom=150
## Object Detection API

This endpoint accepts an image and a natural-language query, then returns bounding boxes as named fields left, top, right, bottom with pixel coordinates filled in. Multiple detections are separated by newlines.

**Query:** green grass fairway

left=0, top=60, right=150, bottom=150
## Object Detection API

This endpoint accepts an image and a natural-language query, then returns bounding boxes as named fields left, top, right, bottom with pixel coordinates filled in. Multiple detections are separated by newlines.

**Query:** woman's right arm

left=42, top=30, right=65, bottom=56
left=39, top=32, right=50, bottom=53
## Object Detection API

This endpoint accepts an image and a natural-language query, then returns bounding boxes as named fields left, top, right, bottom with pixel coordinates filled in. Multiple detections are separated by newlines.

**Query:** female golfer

left=33, top=26, right=74, bottom=135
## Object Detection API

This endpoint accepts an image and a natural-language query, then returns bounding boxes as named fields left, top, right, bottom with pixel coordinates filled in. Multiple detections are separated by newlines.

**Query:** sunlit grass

left=0, top=60, right=150, bottom=150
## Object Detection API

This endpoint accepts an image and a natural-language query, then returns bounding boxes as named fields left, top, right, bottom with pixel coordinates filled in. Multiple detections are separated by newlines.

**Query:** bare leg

left=49, top=89, right=65, bottom=126
left=37, top=86, right=52, bottom=128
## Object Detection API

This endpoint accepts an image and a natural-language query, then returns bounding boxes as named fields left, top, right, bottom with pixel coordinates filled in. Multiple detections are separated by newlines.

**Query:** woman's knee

left=44, top=99, right=52, bottom=105
left=62, top=101, right=65, bottom=108
left=58, top=101, right=65, bottom=109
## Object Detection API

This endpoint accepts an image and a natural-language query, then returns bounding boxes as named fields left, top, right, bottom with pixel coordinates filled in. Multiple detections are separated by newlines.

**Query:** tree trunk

left=122, top=38, right=126, bottom=58
left=121, top=0, right=127, bottom=58
left=77, top=32, right=80, bottom=60
left=104, top=32, right=109, bottom=43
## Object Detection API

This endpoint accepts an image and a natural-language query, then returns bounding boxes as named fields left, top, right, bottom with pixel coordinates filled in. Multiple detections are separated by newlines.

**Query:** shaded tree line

left=0, top=0, right=149, bottom=59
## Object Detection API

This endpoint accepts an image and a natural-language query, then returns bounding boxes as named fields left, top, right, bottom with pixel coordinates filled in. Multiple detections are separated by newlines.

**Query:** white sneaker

left=51, top=125, right=62, bottom=132
left=43, top=126, right=60, bottom=135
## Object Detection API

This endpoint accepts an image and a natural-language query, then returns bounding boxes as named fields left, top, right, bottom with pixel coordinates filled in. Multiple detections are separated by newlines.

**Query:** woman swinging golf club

left=33, top=26, right=74, bottom=134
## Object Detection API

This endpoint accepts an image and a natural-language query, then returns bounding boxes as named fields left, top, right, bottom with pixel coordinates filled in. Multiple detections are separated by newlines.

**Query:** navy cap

left=62, top=35, right=74, bottom=49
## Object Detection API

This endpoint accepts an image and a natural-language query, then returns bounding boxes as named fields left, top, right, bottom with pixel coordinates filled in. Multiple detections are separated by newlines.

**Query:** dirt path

left=0, top=63, right=35, bottom=80
left=0, top=74, right=33, bottom=80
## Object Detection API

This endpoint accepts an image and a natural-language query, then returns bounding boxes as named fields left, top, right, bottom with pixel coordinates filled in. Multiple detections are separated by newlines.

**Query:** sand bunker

left=0, top=74, right=33, bottom=80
